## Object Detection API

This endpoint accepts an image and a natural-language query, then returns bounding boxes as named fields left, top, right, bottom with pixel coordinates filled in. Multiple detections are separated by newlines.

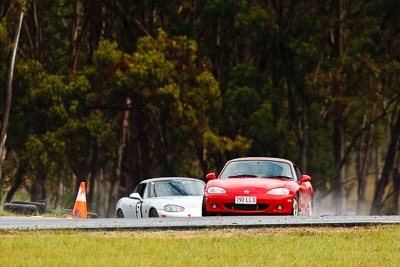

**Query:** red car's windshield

left=219, top=160, right=294, bottom=179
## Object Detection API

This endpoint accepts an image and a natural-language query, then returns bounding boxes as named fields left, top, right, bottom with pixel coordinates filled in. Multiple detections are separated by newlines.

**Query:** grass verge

left=1, top=225, right=399, bottom=266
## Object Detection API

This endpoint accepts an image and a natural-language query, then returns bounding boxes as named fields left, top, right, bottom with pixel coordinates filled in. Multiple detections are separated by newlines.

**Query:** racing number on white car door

left=135, top=202, right=143, bottom=218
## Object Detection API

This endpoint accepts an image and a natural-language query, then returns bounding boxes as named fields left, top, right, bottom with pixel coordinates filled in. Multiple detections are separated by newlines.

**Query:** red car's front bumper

left=204, top=193, right=295, bottom=215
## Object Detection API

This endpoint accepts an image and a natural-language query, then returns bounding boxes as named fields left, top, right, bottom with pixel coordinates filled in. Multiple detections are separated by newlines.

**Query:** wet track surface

left=1, top=215, right=400, bottom=230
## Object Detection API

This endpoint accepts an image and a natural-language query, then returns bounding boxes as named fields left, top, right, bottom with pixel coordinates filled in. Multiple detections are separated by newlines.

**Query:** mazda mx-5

left=203, top=157, right=313, bottom=216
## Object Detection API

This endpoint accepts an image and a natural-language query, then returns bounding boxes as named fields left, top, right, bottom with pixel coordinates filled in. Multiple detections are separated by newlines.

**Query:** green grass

left=1, top=225, right=399, bottom=266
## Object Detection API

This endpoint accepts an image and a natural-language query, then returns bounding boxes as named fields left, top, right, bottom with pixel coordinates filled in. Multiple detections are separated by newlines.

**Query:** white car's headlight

left=164, top=205, right=185, bottom=212
left=268, top=188, right=290, bottom=195
left=207, top=186, right=227, bottom=194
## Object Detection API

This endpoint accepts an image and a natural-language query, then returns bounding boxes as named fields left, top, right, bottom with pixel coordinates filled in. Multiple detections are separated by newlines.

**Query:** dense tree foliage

left=0, top=0, right=399, bottom=216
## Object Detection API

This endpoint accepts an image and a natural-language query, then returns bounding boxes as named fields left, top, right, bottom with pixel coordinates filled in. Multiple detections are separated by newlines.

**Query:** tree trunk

left=69, top=0, right=84, bottom=75
left=392, top=168, right=400, bottom=214
left=0, top=6, right=24, bottom=201
left=55, top=170, right=64, bottom=209
left=5, top=166, right=24, bottom=203
left=200, top=147, right=208, bottom=179
left=89, top=139, right=106, bottom=216
left=356, top=114, right=372, bottom=214
left=72, top=160, right=89, bottom=198
left=107, top=98, right=131, bottom=217
left=96, top=168, right=105, bottom=218
left=370, top=109, right=400, bottom=215
left=88, top=141, right=99, bottom=210
left=31, top=0, right=43, bottom=61
left=0, top=1, right=10, bottom=21
left=331, top=0, right=346, bottom=215
left=332, top=113, right=346, bottom=214
left=300, top=103, right=309, bottom=173
left=31, top=166, right=46, bottom=202
left=159, top=109, right=173, bottom=176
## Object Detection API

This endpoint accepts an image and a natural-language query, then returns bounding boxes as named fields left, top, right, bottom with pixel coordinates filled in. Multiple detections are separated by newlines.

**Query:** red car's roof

left=226, top=157, right=293, bottom=164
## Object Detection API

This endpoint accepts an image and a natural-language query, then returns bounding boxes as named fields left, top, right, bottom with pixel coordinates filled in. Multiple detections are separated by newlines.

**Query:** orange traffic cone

left=72, top=182, right=88, bottom=218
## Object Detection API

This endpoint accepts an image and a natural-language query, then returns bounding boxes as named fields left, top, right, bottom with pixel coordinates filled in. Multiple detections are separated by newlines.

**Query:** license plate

left=235, top=196, right=257, bottom=204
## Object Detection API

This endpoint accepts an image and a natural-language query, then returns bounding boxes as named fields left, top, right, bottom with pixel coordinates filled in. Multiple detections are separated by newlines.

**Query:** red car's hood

left=207, top=178, right=298, bottom=193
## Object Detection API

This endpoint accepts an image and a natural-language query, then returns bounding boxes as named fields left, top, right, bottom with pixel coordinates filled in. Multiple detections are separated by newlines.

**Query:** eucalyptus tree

left=0, top=1, right=24, bottom=186
left=368, top=0, right=400, bottom=213
left=300, top=0, right=400, bottom=215
left=0, top=17, right=9, bottom=203
left=0, top=1, right=26, bottom=202
left=206, top=0, right=400, bottom=215
left=92, top=31, right=227, bottom=216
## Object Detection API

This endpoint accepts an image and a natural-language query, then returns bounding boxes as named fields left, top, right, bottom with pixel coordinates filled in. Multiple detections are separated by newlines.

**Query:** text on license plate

left=235, top=196, right=257, bottom=204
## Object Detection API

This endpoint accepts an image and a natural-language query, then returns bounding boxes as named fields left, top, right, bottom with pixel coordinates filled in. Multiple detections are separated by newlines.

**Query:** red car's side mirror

left=206, top=173, right=217, bottom=180
left=299, top=175, right=311, bottom=184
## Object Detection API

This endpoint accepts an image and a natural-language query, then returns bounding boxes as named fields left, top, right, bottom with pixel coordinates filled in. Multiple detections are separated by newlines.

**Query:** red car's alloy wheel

left=291, top=194, right=299, bottom=216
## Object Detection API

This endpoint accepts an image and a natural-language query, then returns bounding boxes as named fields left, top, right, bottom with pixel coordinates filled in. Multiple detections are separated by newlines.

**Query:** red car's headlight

left=207, top=186, right=227, bottom=194
left=268, top=188, right=290, bottom=195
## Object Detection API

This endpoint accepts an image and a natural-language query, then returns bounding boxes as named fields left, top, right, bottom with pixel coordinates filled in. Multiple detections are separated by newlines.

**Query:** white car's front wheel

left=117, top=209, right=125, bottom=218
left=149, top=208, right=159, bottom=218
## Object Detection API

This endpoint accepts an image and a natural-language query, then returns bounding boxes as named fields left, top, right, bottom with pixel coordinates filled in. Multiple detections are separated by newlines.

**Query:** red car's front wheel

left=202, top=198, right=209, bottom=216
left=291, top=194, right=299, bottom=216
left=306, top=198, right=313, bottom=216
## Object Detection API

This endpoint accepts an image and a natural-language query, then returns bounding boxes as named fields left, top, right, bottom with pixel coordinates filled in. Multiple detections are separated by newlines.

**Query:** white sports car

left=116, top=177, right=206, bottom=218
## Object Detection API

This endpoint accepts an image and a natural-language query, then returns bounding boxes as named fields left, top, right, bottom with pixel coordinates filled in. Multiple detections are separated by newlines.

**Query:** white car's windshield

left=151, top=180, right=204, bottom=197
left=219, top=160, right=294, bottom=179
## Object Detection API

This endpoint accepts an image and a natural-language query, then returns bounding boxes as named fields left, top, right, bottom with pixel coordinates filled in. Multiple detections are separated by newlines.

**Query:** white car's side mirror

left=129, top=193, right=143, bottom=201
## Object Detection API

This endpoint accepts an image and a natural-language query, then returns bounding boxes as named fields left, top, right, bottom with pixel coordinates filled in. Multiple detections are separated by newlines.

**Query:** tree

left=0, top=1, right=24, bottom=200
left=371, top=107, right=400, bottom=214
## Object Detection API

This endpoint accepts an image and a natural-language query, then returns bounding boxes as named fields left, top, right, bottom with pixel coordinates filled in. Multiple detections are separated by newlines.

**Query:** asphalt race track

left=1, top=215, right=400, bottom=230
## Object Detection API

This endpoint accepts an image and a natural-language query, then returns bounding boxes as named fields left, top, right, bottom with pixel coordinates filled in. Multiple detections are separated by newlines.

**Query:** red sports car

left=203, top=157, right=313, bottom=216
